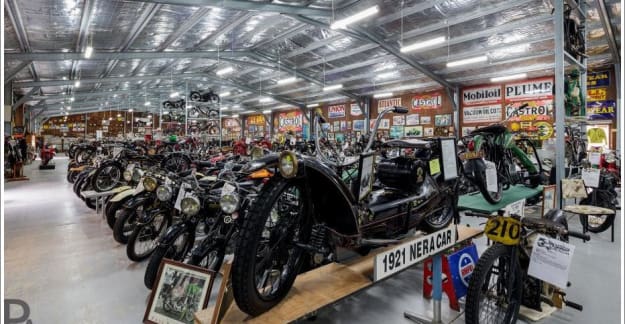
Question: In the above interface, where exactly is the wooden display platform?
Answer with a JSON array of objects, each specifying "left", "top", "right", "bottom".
[
  {"left": 194, "top": 226, "right": 483, "bottom": 324},
  {"left": 458, "top": 185, "right": 543, "bottom": 214}
]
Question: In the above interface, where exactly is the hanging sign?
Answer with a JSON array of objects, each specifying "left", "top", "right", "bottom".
[
  {"left": 278, "top": 111, "right": 303, "bottom": 132},
  {"left": 328, "top": 104, "right": 346, "bottom": 118},
  {"left": 462, "top": 85, "right": 502, "bottom": 106},
  {"left": 587, "top": 71, "right": 610, "bottom": 88},
  {"left": 505, "top": 78, "right": 553, "bottom": 101},
  {"left": 411, "top": 92, "right": 442, "bottom": 110},
  {"left": 528, "top": 234, "right": 575, "bottom": 289},
  {"left": 247, "top": 115, "right": 266, "bottom": 126},
  {"left": 587, "top": 88, "right": 608, "bottom": 101},
  {"left": 462, "top": 104, "right": 502, "bottom": 123},
  {"left": 350, "top": 103, "right": 363, "bottom": 116},
  {"left": 587, "top": 100, "right": 616, "bottom": 120},
  {"left": 378, "top": 97, "right": 402, "bottom": 113}
]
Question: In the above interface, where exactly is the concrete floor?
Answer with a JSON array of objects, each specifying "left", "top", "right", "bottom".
[{"left": 4, "top": 157, "right": 622, "bottom": 323}]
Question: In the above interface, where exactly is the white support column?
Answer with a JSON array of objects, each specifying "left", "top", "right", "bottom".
[{"left": 554, "top": 0, "right": 566, "bottom": 208}]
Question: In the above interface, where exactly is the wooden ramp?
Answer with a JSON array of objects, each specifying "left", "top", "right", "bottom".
[{"left": 195, "top": 226, "right": 483, "bottom": 324}]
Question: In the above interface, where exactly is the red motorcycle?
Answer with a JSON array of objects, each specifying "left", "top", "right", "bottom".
[
  {"left": 39, "top": 144, "right": 56, "bottom": 169},
  {"left": 600, "top": 151, "right": 620, "bottom": 185}
]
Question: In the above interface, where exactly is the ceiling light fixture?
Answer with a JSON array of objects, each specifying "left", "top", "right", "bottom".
[
  {"left": 330, "top": 5, "right": 379, "bottom": 29},
  {"left": 446, "top": 56, "right": 488, "bottom": 67},
  {"left": 216, "top": 66, "right": 234, "bottom": 76},
  {"left": 66, "top": 106, "right": 72, "bottom": 110},
  {"left": 84, "top": 46, "right": 93, "bottom": 58},
  {"left": 232, "top": 114, "right": 239, "bottom": 118},
  {"left": 400, "top": 36, "right": 446, "bottom": 53},
  {"left": 373, "top": 92, "right": 394, "bottom": 98},
  {"left": 220, "top": 91, "right": 231, "bottom": 97},
  {"left": 170, "top": 91, "right": 179, "bottom": 98},
  {"left": 70, "top": 97, "right": 75, "bottom": 102},
  {"left": 376, "top": 71, "right": 397, "bottom": 79},
  {"left": 74, "top": 80, "right": 81, "bottom": 87},
  {"left": 490, "top": 73, "right": 527, "bottom": 83},
  {"left": 262, "top": 109, "right": 272, "bottom": 114},
  {"left": 323, "top": 84, "right": 343, "bottom": 92},
  {"left": 259, "top": 97, "right": 273, "bottom": 103},
  {"left": 277, "top": 77, "right": 298, "bottom": 85},
  {"left": 117, "top": 113, "right": 121, "bottom": 117},
  {"left": 128, "top": 109, "right": 133, "bottom": 112},
  {"left": 307, "top": 103, "right": 319, "bottom": 108},
  {"left": 144, "top": 102, "right": 150, "bottom": 106}
]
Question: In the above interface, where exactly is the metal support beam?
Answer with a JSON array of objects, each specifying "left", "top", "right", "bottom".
[
  {"left": 4, "top": 60, "right": 31, "bottom": 85},
  {"left": 159, "top": 8, "right": 212, "bottom": 50},
  {"left": 123, "top": 0, "right": 331, "bottom": 17},
  {"left": 195, "top": 12, "right": 256, "bottom": 48},
  {"left": 5, "top": 0, "right": 39, "bottom": 81},
  {"left": 71, "top": 0, "right": 98, "bottom": 82},
  {"left": 554, "top": 0, "right": 566, "bottom": 209},
  {"left": 14, "top": 73, "right": 210, "bottom": 88},
  {"left": 595, "top": 0, "right": 620, "bottom": 63},
  {"left": 252, "top": 24, "right": 308, "bottom": 49},
  {"left": 12, "top": 87, "right": 40, "bottom": 110},
  {"left": 5, "top": 50, "right": 251, "bottom": 61}
]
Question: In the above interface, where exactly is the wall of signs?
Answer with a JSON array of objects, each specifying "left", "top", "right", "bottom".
[
  {"left": 585, "top": 69, "right": 617, "bottom": 149},
  {"left": 41, "top": 111, "right": 153, "bottom": 138},
  {"left": 244, "top": 114, "right": 267, "bottom": 139}
]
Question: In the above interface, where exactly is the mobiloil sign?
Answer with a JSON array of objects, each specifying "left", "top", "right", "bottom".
[{"left": 462, "top": 85, "right": 502, "bottom": 106}]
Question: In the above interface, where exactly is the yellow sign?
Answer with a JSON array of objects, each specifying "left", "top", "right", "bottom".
[
  {"left": 485, "top": 216, "right": 522, "bottom": 245},
  {"left": 429, "top": 158, "right": 441, "bottom": 175},
  {"left": 587, "top": 88, "right": 607, "bottom": 101},
  {"left": 247, "top": 115, "right": 266, "bottom": 126}
]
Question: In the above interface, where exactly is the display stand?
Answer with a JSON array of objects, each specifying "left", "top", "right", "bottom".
[
  {"left": 194, "top": 226, "right": 483, "bottom": 324},
  {"left": 458, "top": 185, "right": 543, "bottom": 214},
  {"left": 6, "top": 161, "right": 29, "bottom": 182},
  {"left": 81, "top": 189, "right": 122, "bottom": 217}
]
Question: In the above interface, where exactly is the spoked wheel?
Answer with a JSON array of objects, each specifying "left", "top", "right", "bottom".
[
  {"left": 161, "top": 153, "right": 191, "bottom": 173},
  {"left": 465, "top": 244, "right": 523, "bottom": 324},
  {"left": 113, "top": 207, "right": 142, "bottom": 244},
  {"left": 127, "top": 212, "right": 171, "bottom": 262},
  {"left": 190, "top": 91, "right": 201, "bottom": 102},
  {"left": 144, "top": 229, "right": 195, "bottom": 289},
  {"left": 579, "top": 192, "right": 616, "bottom": 233},
  {"left": 421, "top": 193, "right": 455, "bottom": 233},
  {"left": 93, "top": 164, "right": 123, "bottom": 192},
  {"left": 232, "top": 177, "right": 311, "bottom": 316},
  {"left": 474, "top": 159, "right": 503, "bottom": 204}
]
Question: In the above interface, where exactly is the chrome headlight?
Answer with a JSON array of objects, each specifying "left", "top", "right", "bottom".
[
  {"left": 156, "top": 185, "right": 173, "bottom": 201},
  {"left": 132, "top": 168, "right": 143, "bottom": 182},
  {"left": 220, "top": 193, "right": 240, "bottom": 214},
  {"left": 278, "top": 151, "right": 298, "bottom": 178},
  {"left": 123, "top": 170, "right": 132, "bottom": 182},
  {"left": 181, "top": 196, "right": 201, "bottom": 215},
  {"left": 143, "top": 176, "right": 158, "bottom": 192}
]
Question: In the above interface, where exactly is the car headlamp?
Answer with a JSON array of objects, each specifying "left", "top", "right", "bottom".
[
  {"left": 156, "top": 185, "right": 173, "bottom": 201},
  {"left": 220, "top": 193, "right": 240, "bottom": 214},
  {"left": 181, "top": 196, "right": 201, "bottom": 215},
  {"left": 143, "top": 176, "right": 158, "bottom": 192},
  {"left": 278, "top": 151, "right": 298, "bottom": 178}
]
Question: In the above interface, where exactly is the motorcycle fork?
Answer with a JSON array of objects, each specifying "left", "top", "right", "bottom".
[{"left": 505, "top": 246, "right": 521, "bottom": 303}]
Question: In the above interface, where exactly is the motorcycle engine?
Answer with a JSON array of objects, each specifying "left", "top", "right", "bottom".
[{"left": 376, "top": 156, "right": 428, "bottom": 191}]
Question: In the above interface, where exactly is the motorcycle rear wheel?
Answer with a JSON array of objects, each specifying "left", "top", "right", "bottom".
[
  {"left": 579, "top": 192, "right": 616, "bottom": 233},
  {"left": 474, "top": 162, "right": 503, "bottom": 204},
  {"left": 113, "top": 208, "right": 139, "bottom": 244},
  {"left": 144, "top": 229, "right": 195, "bottom": 289},
  {"left": 127, "top": 212, "right": 170, "bottom": 262}
]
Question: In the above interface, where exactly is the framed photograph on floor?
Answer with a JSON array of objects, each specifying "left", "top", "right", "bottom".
[
  {"left": 541, "top": 185, "right": 556, "bottom": 217},
  {"left": 144, "top": 259, "right": 216, "bottom": 324}
]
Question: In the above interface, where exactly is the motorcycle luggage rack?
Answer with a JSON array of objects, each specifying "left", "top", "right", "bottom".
[{"left": 194, "top": 226, "right": 484, "bottom": 324}]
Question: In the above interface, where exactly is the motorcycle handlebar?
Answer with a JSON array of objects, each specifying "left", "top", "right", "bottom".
[
  {"left": 464, "top": 211, "right": 493, "bottom": 218},
  {"left": 566, "top": 230, "right": 591, "bottom": 241},
  {"left": 565, "top": 300, "right": 583, "bottom": 311},
  {"left": 393, "top": 106, "right": 409, "bottom": 114}
]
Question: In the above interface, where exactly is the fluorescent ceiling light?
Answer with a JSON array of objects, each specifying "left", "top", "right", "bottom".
[
  {"left": 108, "top": 117, "right": 112, "bottom": 121},
  {"left": 113, "top": 94, "right": 117, "bottom": 98},
  {"left": 74, "top": 80, "right": 81, "bottom": 87},
  {"left": 70, "top": 97, "right": 75, "bottom": 102},
  {"left": 400, "top": 36, "right": 446, "bottom": 53},
  {"left": 376, "top": 71, "right": 397, "bottom": 79},
  {"left": 446, "top": 56, "right": 488, "bottom": 67},
  {"left": 262, "top": 109, "right": 272, "bottom": 114},
  {"left": 84, "top": 46, "right": 93, "bottom": 58},
  {"left": 491, "top": 73, "right": 527, "bottom": 83},
  {"left": 330, "top": 5, "right": 379, "bottom": 29},
  {"left": 66, "top": 106, "right": 71, "bottom": 110},
  {"left": 323, "top": 84, "right": 343, "bottom": 92},
  {"left": 170, "top": 92, "right": 179, "bottom": 98},
  {"left": 128, "top": 109, "right": 133, "bottom": 112},
  {"left": 148, "top": 114, "right": 153, "bottom": 119},
  {"left": 277, "top": 77, "right": 298, "bottom": 85},
  {"left": 307, "top": 103, "right": 319, "bottom": 108},
  {"left": 117, "top": 113, "right": 121, "bottom": 117},
  {"left": 232, "top": 114, "right": 239, "bottom": 118},
  {"left": 220, "top": 91, "right": 231, "bottom": 97},
  {"left": 162, "top": 111, "right": 169, "bottom": 115},
  {"left": 221, "top": 106, "right": 228, "bottom": 110},
  {"left": 373, "top": 92, "right": 394, "bottom": 98},
  {"left": 144, "top": 102, "right": 150, "bottom": 106},
  {"left": 216, "top": 66, "right": 234, "bottom": 75},
  {"left": 259, "top": 97, "right": 273, "bottom": 103}
]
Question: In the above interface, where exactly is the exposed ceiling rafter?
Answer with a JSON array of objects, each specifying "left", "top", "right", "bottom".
[{"left": 124, "top": 0, "right": 331, "bottom": 17}]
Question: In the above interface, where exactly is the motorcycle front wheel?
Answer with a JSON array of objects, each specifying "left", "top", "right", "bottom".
[
  {"left": 113, "top": 207, "right": 141, "bottom": 244},
  {"left": 92, "top": 163, "right": 123, "bottom": 192},
  {"left": 473, "top": 159, "right": 503, "bottom": 204},
  {"left": 421, "top": 193, "right": 455, "bottom": 233},
  {"left": 144, "top": 228, "right": 195, "bottom": 289},
  {"left": 465, "top": 244, "right": 523, "bottom": 324},
  {"left": 127, "top": 212, "right": 171, "bottom": 262},
  {"left": 231, "top": 177, "right": 311, "bottom": 316}
]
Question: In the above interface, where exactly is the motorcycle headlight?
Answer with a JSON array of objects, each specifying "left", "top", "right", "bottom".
[
  {"left": 132, "top": 169, "right": 143, "bottom": 182},
  {"left": 143, "top": 176, "right": 158, "bottom": 192},
  {"left": 123, "top": 170, "right": 132, "bottom": 182},
  {"left": 220, "top": 193, "right": 240, "bottom": 214},
  {"left": 181, "top": 196, "right": 201, "bottom": 215},
  {"left": 156, "top": 185, "right": 173, "bottom": 201},
  {"left": 278, "top": 151, "right": 298, "bottom": 178}
]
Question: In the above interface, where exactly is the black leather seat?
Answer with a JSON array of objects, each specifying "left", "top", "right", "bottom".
[{"left": 470, "top": 124, "right": 507, "bottom": 135}]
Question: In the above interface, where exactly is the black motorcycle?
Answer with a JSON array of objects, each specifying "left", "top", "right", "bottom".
[{"left": 189, "top": 89, "right": 220, "bottom": 103}]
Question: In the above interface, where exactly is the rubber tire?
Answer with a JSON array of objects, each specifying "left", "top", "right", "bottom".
[
  {"left": 127, "top": 214, "right": 171, "bottom": 262},
  {"left": 579, "top": 193, "right": 616, "bottom": 233},
  {"left": 420, "top": 194, "right": 455, "bottom": 233},
  {"left": 105, "top": 197, "right": 131, "bottom": 230},
  {"left": 465, "top": 244, "right": 523, "bottom": 324},
  {"left": 85, "top": 197, "right": 96, "bottom": 210},
  {"left": 144, "top": 230, "right": 194, "bottom": 289},
  {"left": 231, "top": 177, "right": 311, "bottom": 316},
  {"left": 113, "top": 208, "right": 137, "bottom": 244},
  {"left": 189, "top": 240, "right": 226, "bottom": 272},
  {"left": 92, "top": 163, "right": 123, "bottom": 192},
  {"left": 474, "top": 163, "right": 503, "bottom": 204}
]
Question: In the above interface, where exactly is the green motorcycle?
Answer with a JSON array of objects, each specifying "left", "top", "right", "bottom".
[{"left": 461, "top": 103, "right": 545, "bottom": 204}]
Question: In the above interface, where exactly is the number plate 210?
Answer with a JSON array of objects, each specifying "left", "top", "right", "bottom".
[{"left": 485, "top": 216, "right": 521, "bottom": 245}]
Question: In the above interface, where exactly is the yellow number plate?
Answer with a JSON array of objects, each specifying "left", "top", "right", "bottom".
[
  {"left": 461, "top": 151, "right": 484, "bottom": 160},
  {"left": 485, "top": 216, "right": 522, "bottom": 245}
]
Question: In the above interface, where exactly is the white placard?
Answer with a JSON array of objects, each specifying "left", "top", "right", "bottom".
[
  {"left": 174, "top": 183, "right": 193, "bottom": 211},
  {"left": 588, "top": 152, "right": 601, "bottom": 165},
  {"left": 504, "top": 199, "right": 526, "bottom": 217},
  {"left": 462, "top": 105, "right": 503, "bottom": 123},
  {"left": 221, "top": 182, "right": 236, "bottom": 197},
  {"left": 527, "top": 234, "right": 575, "bottom": 289},
  {"left": 484, "top": 160, "right": 498, "bottom": 192},
  {"left": 581, "top": 168, "right": 601, "bottom": 188},
  {"left": 374, "top": 227, "right": 457, "bottom": 281},
  {"left": 440, "top": 138, "right": 458, "bottom": 180}
]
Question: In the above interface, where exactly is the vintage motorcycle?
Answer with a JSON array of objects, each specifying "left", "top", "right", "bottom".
[{"left": 230, "top": 106, "right": 459, "bottom": 315}]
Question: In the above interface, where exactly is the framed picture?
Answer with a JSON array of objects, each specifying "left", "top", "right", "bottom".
[
  {"left": 393, "top": 115, "right": 405, "bottom": 126},
  {"left": 404, "top": 125, "right": 423, "bottom": 137},
  {"left": 541, "top": 185, "right": 556, "bottom": 217},
  {"left": 435, "top": 114, "right": 452, "bottom": 126},
  {"left": 424, "top": 127, "right": 434, "bottom": 137},
  {"left": 355, "top": 152, "right": 376, "bottom": 201},
  {"left": 420, "top": 116, "right": 431, "bottom": 125},
  {"left": 144, "top": 259, "right": 216, "bottom": 324},
  {"left": 406, "top": 114, "right": 420, "bottom": 126}
]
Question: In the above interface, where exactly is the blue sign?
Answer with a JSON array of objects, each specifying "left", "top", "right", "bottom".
[
  {"left": 447, "top": 244, "right": 479, "bottom": 298},
  {"left": 587, "top": 100, "right": 616, "bottom": 120},
  {"left": 587, "top": 71, "right": 610, "bottom": 88}
]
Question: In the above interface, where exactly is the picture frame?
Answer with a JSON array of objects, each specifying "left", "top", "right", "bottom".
[
  {"left": 404, "top": 125, "right": 423, "bottom": 137},
  {"left": 354, "top": 152, "right": 376, "bottom": 201},
  {"left": 435, "top": 114, "right": 452, "bottom": 126},
  {"left": 541, "top": 185, "right": 556, "bottom": 217},
  {"left": 144, "top": 259, "right": 216, "bottom": 324},
  {"left": 420, "top": 116, "right": 431, "bottom": 125}
]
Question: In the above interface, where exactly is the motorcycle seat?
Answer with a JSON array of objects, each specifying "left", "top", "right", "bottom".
[
  {"left": 522, "top": 216, "right": 566, "bottom": 231},
  {"left": 470, "top": 124, "right": 507, "bottom": 135},
  {"left": 384, "top": 138, "right": 431, "bottom": 148},
  {"left": 193, "top": 160, "right": 214, "bottom": 168}
]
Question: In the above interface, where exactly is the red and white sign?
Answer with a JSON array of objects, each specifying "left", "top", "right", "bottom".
[
  {"left": 504, "top": 78, "right": 554, "bottom": 101},
  {"left": 350, "top": 103, "right": 363, "bottom": 116},
  {"left": 462, "top": 85, "right": 502, "bottom": 106},
  {"left": 462, "top": 104, "right": 502, "bottom": 123},
  {"left": 328, "top": 104, "right": 346, "bottom": 118},
  {"left": 378, "top": 97, "right": 402, "bottom": 113},
  {"left": 412, "top": 92, "right": 442, "bottom": 110},
  {"left": 278, "top": 111, "right": 303, "bottom": 132}
]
